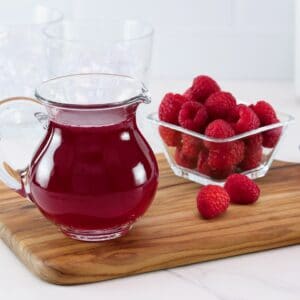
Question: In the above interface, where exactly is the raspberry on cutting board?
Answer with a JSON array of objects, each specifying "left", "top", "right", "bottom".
[
  {"left": 197, "top": 185, "right": 230, "bottom": 219},
  {"left": 225, "top": 174, "right": 260, "bottom": 204}
]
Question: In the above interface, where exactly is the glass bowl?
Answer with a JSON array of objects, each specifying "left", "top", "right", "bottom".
[{"left": 147, "top": 109, "right": 294, "bottom": 186}]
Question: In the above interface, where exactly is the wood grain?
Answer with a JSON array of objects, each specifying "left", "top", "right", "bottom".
[{"left": 0, "top": 154, "right": 300, "bottom": 285}]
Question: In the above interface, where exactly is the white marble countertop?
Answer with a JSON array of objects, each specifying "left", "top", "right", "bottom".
[{"left": 0, "top": 80, "right": 300, "bottom": 300}]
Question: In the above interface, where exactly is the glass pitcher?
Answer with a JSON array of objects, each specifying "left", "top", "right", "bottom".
[{"left": 0, "top": 73, "right": 159, "bottom": 241}]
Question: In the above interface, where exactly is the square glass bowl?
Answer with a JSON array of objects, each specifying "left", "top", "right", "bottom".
[{"left": 147, "top": 110, "right": 294, "bottom": 186}]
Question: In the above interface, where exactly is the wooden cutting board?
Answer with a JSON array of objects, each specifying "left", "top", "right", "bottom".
[{"left": 0, "top": 154, "right": 300, "bottom": 285}]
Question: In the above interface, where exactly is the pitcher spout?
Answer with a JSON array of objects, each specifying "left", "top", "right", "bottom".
[{"left": 139, "top": 85, "right": 151, "bottom": 104}]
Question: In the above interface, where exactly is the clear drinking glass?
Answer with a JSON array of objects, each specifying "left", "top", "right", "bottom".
[
  {"left": 0, "top": 4, "right": 63, "bottom": 99},
  {"left": 44, "top": 19, "right": 154, "bottom": 82}
]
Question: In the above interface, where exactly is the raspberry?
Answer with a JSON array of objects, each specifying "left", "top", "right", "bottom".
[
  {"left": 183, "top": 87, "right": 194, "bottom": 101},
  {"left": 206, "top": 143, "right": 244, "bottom": 179},
  {"left": 250, "top": 100, "right": 278, "bottom": 125},
  {"left": 205, "top": 91, "right": 237, "bottom": 120},
  {"left": 236, "top": 105, "right": 260, "bottom": 132},
  {"left": 198, "top": 151, "right": 234, "bottom": 179},
  {"left": 189, "top": 75, "right": 221, "bottom": 103},
  {"left": 197, "top": 150, "right": 211, "bottom": 176},
  {"left": 239, "top": 146, "right": 263, "bottom": 171},
  {"left": 159, "top": 126, "right": 181, "bottom": 147},
  {"left": 205, "top": 119, "right": 235, "bottom": 140},
  {"left": 227, "top": 105, "right": 240, "bottom": 123},
  {"left": 207, "top": 150, "right": 235, "bottom": 174},
  {"left": 233, "top": 104, "right": 260, "bottom": 134},
  {"left": 174, "top": 146, "right": 197, "bottom": 169},
  {"left": 204, "top": 119, "right": 235, "bottom": 150},
  {"left": 197, "top": 141, "right": 244, "bottom": 179},
  {"left": 212, "top": 168, "right": 235, "bottom": 179},
  {"left": 244, "top": 134, "right": 263, "bottom": 150},
  {"left": 159, "top": 93, "right": 187, "bottom": 124},
  {"left": 231, "top": 140, "right": 245, "bottom": 165},
  {"left": 225, "top": 174, "right": 260, "bottom": 204},
  {"left": 204, "top": 141, "right": 244, "bottom": 179},
  {"left": 249, "top": 101, "right": 281, "bottom": 148},
  {"left": 250, "top": 101, "right": 281, "bottom": 148},
  {"left": 197, "top": 185, "right": 230, "bottom": 219},
  {"left": 263, "top": 127, "right": 282, "bottom": 148},
  {"left": 239, "top": 135, "right": 262, "bottom": 170},
  {"left": 178, "top": 101, "right": 208, "bottom": 132},
  {"left": 181, "top": 134, "right": 203, "bottom": 159}
]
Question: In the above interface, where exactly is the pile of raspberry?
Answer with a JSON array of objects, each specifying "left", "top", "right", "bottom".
[
  {"left": 159, "top": 75, "right": 282, "bottom": 179},
  {"left": 197, "top": 174, "right": 260, "bottom": 219}
]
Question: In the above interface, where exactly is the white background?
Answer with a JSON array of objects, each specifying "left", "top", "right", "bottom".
[
  {"left": 0, "top": 1, "right": 300, "bottom": 299},
  {"left": 47, "top": 0, "right": 294, "bottom": 80},
  {"left": 2, "top": 0, "right": 295, "bottom": 80}
]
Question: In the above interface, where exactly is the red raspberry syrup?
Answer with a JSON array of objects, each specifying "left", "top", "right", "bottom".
[{"left": 28, "top": 118, "right": 158, "bottom": 234}]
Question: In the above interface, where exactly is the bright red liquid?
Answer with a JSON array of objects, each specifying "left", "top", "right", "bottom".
[{"left": 29, "top": 117, "right": 158, "bottom": 231}]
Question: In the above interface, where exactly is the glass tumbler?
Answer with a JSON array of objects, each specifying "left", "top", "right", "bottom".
[
  {"left": 44, "top": 19, "right": 154, "bottom": 82},
  {"left": 0, "top": 4, "right": 63, "bottom": 99}
]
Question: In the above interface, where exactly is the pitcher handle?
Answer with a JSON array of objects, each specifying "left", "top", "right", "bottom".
[{"left": 0, "top": 97, "right": 48, "bottom": 197}]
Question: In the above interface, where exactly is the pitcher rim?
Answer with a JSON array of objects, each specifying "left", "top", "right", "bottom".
[{"left": 35, "top": 73, "right": 150, "bottom": 110}]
